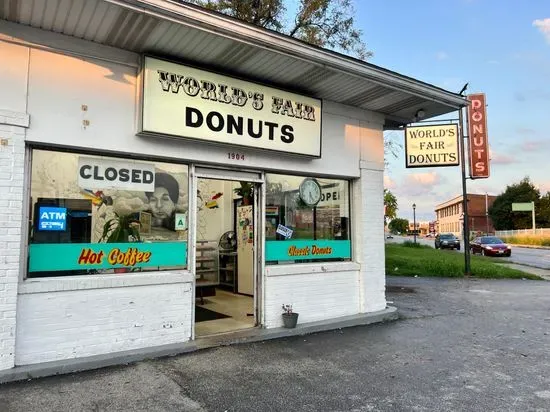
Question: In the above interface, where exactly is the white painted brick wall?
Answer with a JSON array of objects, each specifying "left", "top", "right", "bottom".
[
  {"left": 264, "top": 264, "right": 361, "bottom": 328},
  {"left": 357, "top": 167, "right": 387, "bottom": 312},
  {"left": 15, "top": 282, "right": 193, "bottom": 365},
  {"left": 0, "top": 114, "right": 26, "bottom": 371}
]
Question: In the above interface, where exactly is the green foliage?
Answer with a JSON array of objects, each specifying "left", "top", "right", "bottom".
[
  {"left": 537, "top": 192, "right": 550, "bottom": 227},
  {"left": 184, "top": 0, "right": 371, "bottom": 59},
  {"left": 500, "top": 235, "right": 550, "bottom": 247},
  {"left": 384, "top": 189, "right": 398, "bottom": 222},
  {"left": 100, "top": 213, "right": 141, "bottom": 243},
  {"left": 488, "top": 177, "right": 540, "bottom": 230},
  {"left": 388, "top": 218, "right": 409, "bottom": 235},
  {"left": 385, "top": 244, "right": 541, "bottom": 280},
  {"left": 402, "top": 240, "right": 431, "bottom": 249},
  {"left": 234, "top": 181, "right": 254, "bottom": 204}
]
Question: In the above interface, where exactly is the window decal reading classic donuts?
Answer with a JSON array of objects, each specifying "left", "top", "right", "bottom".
[{"left": 265, "top": 240, "right": 350, "bottom": 261}]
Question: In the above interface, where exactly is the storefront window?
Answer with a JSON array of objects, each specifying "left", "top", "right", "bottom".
[
  {"left": 265, "top": 173, "right": 351, "bottom": 264},
  {"left": 27, "top": 149, "right": 189, "bottom": 277}
]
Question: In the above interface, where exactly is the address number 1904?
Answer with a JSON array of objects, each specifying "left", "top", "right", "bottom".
[{"left": 227, "top": 152, "right": 245, "bottom": 161}]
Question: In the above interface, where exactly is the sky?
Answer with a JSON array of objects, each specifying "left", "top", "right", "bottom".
[{"left": 353, "top": 0, "right": 550, "bottom": 222}]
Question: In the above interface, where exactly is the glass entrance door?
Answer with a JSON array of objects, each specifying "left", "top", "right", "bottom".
[{"left": 192, "top": 168, "right": 263, "bottom": 337}]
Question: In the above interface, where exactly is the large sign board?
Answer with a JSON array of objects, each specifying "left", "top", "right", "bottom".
[
  {"left": 512, "top": 202, "right": 534, "bottom": 211},
  {"left": 467, "top": 93, "right": 490, "bottom": 179},
  {"left": 140, "top": 56, "right": 322, "bottom": 157},
  {"left": 404, "top": 124, "right": 459, "bottom": 168}
]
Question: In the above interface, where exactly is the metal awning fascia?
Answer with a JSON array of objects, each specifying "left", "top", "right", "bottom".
[{"left": 105, "top": 0, "right": 467, "bottom": 110}]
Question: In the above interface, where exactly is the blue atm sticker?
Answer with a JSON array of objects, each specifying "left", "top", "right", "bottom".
[{"left": 38, "top": 207, "right": 67, "bottom": 231}]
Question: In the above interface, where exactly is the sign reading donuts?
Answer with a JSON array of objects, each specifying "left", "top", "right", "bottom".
[
  {"left": 140, "top": 56, "right": 322, "bottom": 157},
  {"left": 467, "top": 93, "right": 490, "bottom": 179}
]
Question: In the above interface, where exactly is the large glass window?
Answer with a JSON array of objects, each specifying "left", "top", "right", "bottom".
[
  {"left": 265, "top": 173, "right": 351, "bottom": 264},
  {"left": 27, "top": 149, "right": 189, "bottom": 277}
]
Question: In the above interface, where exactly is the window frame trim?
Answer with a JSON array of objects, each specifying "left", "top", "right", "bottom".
[
  {"left": 264, "top": 172, "right": 353, "bottom": 265},
  {"left": 24, "top": 145, "right": 191, "bottom": 280}
]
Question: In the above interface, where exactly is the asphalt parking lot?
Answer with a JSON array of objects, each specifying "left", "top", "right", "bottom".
[{"left": 1, "top": 275, "right": 549, "bottom": 412}]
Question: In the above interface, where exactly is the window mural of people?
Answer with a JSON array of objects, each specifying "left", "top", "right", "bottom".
[{"left": 146, "top": 172, "right": 180, "bottom": 230}]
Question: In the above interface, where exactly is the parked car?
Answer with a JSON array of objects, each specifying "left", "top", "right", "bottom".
[
  {"left": 435, "top": 233, "right": 460, "bottom": 250},
  {"left": 470, "top": 236, "right": 511, "bottom": 257}
]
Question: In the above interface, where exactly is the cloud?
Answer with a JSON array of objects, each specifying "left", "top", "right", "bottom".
[
  {"left": 406, "top": 172, "right": 441, "bottom": 186},
  {"left": 539, "top": 181, "right": 550, "bottom": 193},
  {"left": 487, "top": 60, "right": 499, "bottom": 65},
  {"left": 514, "top": 89, "right": 550, "bottom": 102},
  {"left": 520, "top": 139, "right": 546, "bottom": 152},
  {"left": 384, "top": 175, "right": 397, "bottom": 190},
  {"left": 436, "top": 51, "right": 449, "bottom": 60},
  {"left": 401, "top": 172, "right": 444, "bottom": 196},
  {"left": 515, "top": 127, "right": 536, "bottom": 135},
  {"left": 533, "top": 18, "right": 550, "bottom": 44},
  {"left": 489, "top": 149, "right": 515, "bottom": 165}
]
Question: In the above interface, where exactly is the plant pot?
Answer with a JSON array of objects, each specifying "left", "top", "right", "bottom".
[{"left": 282, "top": 312, "right": 299, "bottom": 328}]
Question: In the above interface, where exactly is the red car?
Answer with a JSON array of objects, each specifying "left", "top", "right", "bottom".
[{"left": 470, "top": 236, "right": 511, "bottom": 257}]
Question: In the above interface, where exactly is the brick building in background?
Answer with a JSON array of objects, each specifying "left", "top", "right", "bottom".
[{"left": 435, "top": 194, "right": 497, "bottom": 236}]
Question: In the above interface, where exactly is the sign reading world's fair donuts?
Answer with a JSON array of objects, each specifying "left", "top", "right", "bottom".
[
  {"left": 404, "top": 124, "right": 459, "bottom": 168},
  {"left": 139, "top": 56, "right": 322, "bottom": 157}
]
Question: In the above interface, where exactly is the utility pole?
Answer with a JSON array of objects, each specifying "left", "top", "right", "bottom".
[
  {"left": 459, "top": 107, "right": 471, "bottom": 276},
  {"left": 485, "top": 192, "right": 489, "bottom": 235}
]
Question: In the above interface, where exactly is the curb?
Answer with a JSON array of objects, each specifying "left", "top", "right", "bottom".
[
  {"left": 0, "top": 307, "right": 398, "bottom": 385},
  {"left": 504, "top": 260, "right": 550, "bottom": 272},
  {"left": 511, "top": 244, "right": 550, "bottom": 250}
]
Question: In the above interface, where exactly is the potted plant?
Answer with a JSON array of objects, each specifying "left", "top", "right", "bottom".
[
  {"left": 234, "top": 181, "right": 254, "bottom": 205},
  {"left": 100, "top": 213, "right": 141, "bottom": 273},
  {"left": 282, "top": 304, "right": 299, "bottom": 328}
]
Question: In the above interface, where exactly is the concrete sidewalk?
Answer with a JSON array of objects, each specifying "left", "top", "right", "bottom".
[
  {"left": 502, "top": 262, "right": 550, "bottom": 280},
  {"left": 1, "top": 276, "right": 549, "bottom": 411},
  {"left": 0, "top": 308, "right": 397, "bottom": 385}
]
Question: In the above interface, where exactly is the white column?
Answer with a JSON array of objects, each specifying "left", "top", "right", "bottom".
[
  {"left": 354, "top": 120, "right": 386, "bottom": 313},
  {"left": 0, "top": 110, "right": 28, "bottom": 370},
  {"left": 355, "top": 165, "right": 386, "bottom": 312}
]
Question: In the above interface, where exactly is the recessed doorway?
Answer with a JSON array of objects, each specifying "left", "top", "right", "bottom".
[{"left": 193, "top": 172, "right": 261, "bottom": 337}]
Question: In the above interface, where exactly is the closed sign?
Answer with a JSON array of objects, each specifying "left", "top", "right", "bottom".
[{"left": 78, "top": 157, "right": 155, "bottom": 191}]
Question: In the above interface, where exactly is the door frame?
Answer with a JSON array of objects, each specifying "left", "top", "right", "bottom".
[{"left": 190, "top": 165, "right": 265, "bottom": 339}]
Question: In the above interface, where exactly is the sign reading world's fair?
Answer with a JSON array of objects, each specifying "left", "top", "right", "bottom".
[{"left": 139, "top": 56, "right": 322, "bottom": 157}]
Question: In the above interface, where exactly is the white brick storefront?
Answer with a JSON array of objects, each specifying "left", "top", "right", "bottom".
[{"left": 0, "top": 109, "right": 28, "bottom": 370}]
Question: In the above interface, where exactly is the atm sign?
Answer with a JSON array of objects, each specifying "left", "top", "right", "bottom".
[{"left": 38, "top": 207, "right": 67, "bottom": 231}]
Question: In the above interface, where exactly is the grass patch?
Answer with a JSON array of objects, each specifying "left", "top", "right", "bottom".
[
  {"left": 385, "top": 243, "right": 542, "bottom": 280},
  {"left": 500, "top": 235, "right": 550, "bottom": 247}
]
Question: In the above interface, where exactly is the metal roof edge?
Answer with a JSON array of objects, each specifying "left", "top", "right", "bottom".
[{"left": 105, "top": 0, "right": 468, "bottom": 109}]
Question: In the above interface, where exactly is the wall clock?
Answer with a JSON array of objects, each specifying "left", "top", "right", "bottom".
[{"left": 299, "top": 178, "right": 322, "bottom": 207}]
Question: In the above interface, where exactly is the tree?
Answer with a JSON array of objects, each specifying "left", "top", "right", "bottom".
[
  {"left": 384, "top": 189, "right": 398, "bottom": 226},
  {"left": 184, "top": 0, "right": 371, "bottom": 60},
  {"left": 388, "top": 218, "right": 408, "bottom": 235},
  {"left": 488, "top": 177, "right": 540, "bottom": 230},
  {"left": 536, "top": 192, "right": 550, "bottom": 228}
]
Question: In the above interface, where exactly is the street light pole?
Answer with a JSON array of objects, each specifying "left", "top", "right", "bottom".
[
  {"left": 459, "top": 107, "right": 471, "bottom": 276},
  {"left": 413, "top": 203, "right": 417, "bottom": 244}
]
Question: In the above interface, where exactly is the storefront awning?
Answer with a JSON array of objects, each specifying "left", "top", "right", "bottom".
[{"left": 0, "top": 0, "right": 467, "bottom": 127}]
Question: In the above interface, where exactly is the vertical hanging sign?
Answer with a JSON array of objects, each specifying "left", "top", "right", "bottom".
[{"left": 467, "top": 93, "right": 490, "bottom": 179}]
